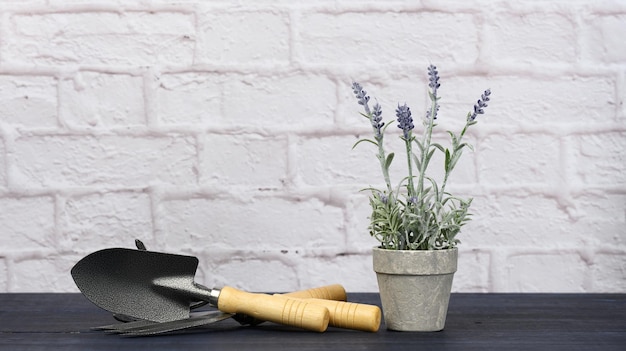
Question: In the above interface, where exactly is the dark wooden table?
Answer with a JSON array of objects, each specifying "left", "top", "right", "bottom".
[{"left": 1, "top": 293, "right": 624, "bottom": 350}]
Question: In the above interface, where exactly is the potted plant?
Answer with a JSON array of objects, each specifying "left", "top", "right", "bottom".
[{"left": 351, "top": 65, "right": 491, "bottom": 331}]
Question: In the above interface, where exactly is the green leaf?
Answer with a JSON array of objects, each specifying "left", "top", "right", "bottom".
[
  {"left": 385, "top": 152, "right": 395, "bottom": 170},
  {"left": 431, "top": 143, "right": 445, "bottom": 153},
  {"left": 359, "top": 187, "right": 384, "bottom": 193},
  {"left": 444, "top": 149, "right": 451, "bottom": 172},
  {"left": 413, "top": 153, "right": 421, "bottom": 172},
  {"left": 426, "top": 148, "right": 436, "bottom": 161},
  {"left": 413, "top": 138, "right": 424, "bottom": 153},
  {"left": 447, "top": 131, "right": 459, "bottom": 147},
  {"left": 449, "top": 153, "right": 461, "bottom": 171},
  {"left": 457, "top": 142, "right": 474, "bottom": 152},
  {"left": 359, "top": 112, "right": 371, "bottom": 119},
  {"left": 425, "top": 176, "right": 439, "bottom": 202},
  {"left": 422, "top": 148, "right": 436, "bottom": 170},
  {"left": 352, "top": 138, "right": 378, "bottom": 149}
]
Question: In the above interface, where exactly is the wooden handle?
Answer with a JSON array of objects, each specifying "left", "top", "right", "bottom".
[
  {"left": 274, "top": 296, "right": 381, "bottom": 332},
  {"left": 217, "top": 286, "right": 329, "bottom": 332},
  {"left": 283, "top": 284, "right": 347, "bottom": 301},
  {"left": 303, "top": 298, "right": 381, "bottom": 332}
]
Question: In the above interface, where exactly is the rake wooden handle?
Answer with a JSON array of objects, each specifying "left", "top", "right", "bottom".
[
  {"left": 272, "top": 295, "right": 381, "bottom": 332},
  {"left": 283, "top": 284, "right": 347, "bottom": 301},
  {"left": 217, "top": 286, "right": 330, "bottom": 332},
  {"left": 301, "top": 298, "right": 381, "bottom": 332}
]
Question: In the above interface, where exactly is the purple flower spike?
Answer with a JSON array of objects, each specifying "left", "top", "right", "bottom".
[
  {"left": 469, "top": 89, "right": 491, "bottom": 121},
  {"left": 427, "top": 65, "right": 441, "bottom": 94},
  {"left": 396, "top": 103, "right": 414, "bottom": 139},
  {"left": 352, "top": 82, "right": 371, "bottom": 114}
]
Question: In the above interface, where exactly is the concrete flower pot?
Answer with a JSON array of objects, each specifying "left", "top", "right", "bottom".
[{"left": 372, "top": 247, "right": 457, "bottom": 331}]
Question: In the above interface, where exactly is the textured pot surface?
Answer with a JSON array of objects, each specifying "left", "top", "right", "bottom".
[{"left": 373, "top": 247, "right": 457, "bottom": 332}]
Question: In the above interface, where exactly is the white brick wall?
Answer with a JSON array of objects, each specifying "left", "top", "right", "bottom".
[{"left": 0, "top": 0, "right": 624, "bottom": 293}]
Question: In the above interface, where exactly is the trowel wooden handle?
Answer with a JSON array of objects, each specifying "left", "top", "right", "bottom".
[
  {"left": 300, "top": 298, "right": 381, "bottom": 332},
  {"left": 217, "top": 286, "right": 330, "bottom": 332},
  {"left": 283, "top": 284, "right": 347, "bottom": 301}
]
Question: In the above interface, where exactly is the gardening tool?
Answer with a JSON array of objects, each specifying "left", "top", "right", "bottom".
[
  {"left": 71, "top": 248, "right": 330, "bottom": 332},
  {"left": 96, "top": 311, "right": 234, "bottom": 336},
  {"left": 95, "top": 284, "right": 380, "bottom": 335},
  {"left": 83, "top": 241, "right": 380, "bottom": 335}
]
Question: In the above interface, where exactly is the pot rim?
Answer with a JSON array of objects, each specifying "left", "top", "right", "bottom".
[{"left": 372, "top": 246, "right": 458, "bottom": 275}]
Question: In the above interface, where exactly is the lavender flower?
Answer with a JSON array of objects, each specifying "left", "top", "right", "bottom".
[
  {"left": 353, "top": 82, "right": 385, "bottom": 137},
  {"left": 427, "top": 65, "right": 441, "bottom": 121},
  {"left": 469, "top": 89, "right": 491, "bottom": 121},
  {"left": 425, "top": 104, "right": 439, "bottom": 120},
  {"left": 427, "top": 65, "right": 440, "bottom": 95},
  {"left": 371, "top": 102, "right": 384, "bottom": 137},
  {"left": 352, "top": 82, "right": 371, "bottom": 114},
  {"left": 396, "top": 103, "right": 414, "bottom": 139},
  {"left": 380, "top": 193, "right": 388, "bottom": 205}
]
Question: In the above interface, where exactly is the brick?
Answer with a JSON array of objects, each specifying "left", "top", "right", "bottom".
[
  {"left": 12, "top": 135, "right": 197, "bottom": 187},
  {"left": 11, "top": 254, "right": 79, "bottom": 292},
  {"left": 59, "top": 72, "right": 145, "bottom": 128},
  {"left": 569, "top": 194, "right": 626, "bottom": 247},
  {"left": 196, "top": 10, "right": 290, "bottom": 63},
  {"left": 617, "top": 71, "right": 626, "bottom": 120},
  {"left": 592, "top": 252, "right": 626, "bottom": 292},
  {"left": 478, "top": 133, "right": 560, "bottom": 186},
  {"left": 199, "top": 134, "right": 288, "bottom": 188},
  {"left": 297, "top": 135, "right": 383, "bottom": 187},
  {"left": 454, "top": 249, "right": 491, "bottom": 292},
  {"left": 569, "top": 132, "right": 626, "bottom": 185},
  {"left": 0, "top": 258, "right": 6, "bottom": 292},
  {"left": 222, "top": 74, "right": 336, "bottom": 128},
  {"left": 58, "top": 192, "right": 152, "bottom": 251},
  {"left": 443, "top": 75, "right": 617, "bottom": 125},
  {"left": 486, "top": 12, "right": 576, "bottom": 63},
  {"left": 466, "top": 194, "right": 584, "bottom": 248},
  {"left": 582, "top": 14, "right": 626, "bottom": 63},
  {"left": 0, "top": 75, "right": 58, "bottom": 128},
  {"left": 4, "top": 12, "right": 195, "bottom": 65},
  {"left": 297, "top": 11, "right": 478, "bottom": 64},
  {"left": 203, "top": 257, "right": 299, "bottom": 292},
  {"left": 303, "top": 253, "right": 378, "bottom": 292},
  {"left": 505, "top": 252, "right": 588, "bottom": 292},
  {"left": 345, "top": 193, "right": 381, "bottom": 252},
  {"left": 155, "top": 72, "right": 223, "bottom": 125},
  {"left": 158, "top": 197, "right": 344, "bottom": 250},
  {"left": 0, "top": 138, "right": 6, "bottom": 189},
  {"left": 0, "top": 197, "right": 55, "bottom": 250}
]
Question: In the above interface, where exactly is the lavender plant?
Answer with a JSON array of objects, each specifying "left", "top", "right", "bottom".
[{"left": 352, "top": 65, "right": 491, "bottom": 250}]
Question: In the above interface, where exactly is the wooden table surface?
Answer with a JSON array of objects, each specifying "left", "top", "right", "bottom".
[{"left": 1, "top": 293, "right": 624, "bottom": 350}]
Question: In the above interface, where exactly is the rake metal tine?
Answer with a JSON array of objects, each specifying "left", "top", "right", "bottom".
[
  {"left": 117, "top": 312, "right": 233, "bottom": 336},
  {"left": 93, "top": 319, "right": 157, "bottom": 331}
]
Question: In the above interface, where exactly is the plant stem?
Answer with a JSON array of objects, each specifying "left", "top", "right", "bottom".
[
  {"left": 439, "top": 121, "right": 470, "bottom": 199},
  {"left": 404, "top": 137, "right": 415, "bottom": 198},
  {"left": 374, "top": 135, "right": 394, "bottom": 197},
  {"left": 416, "top": 96, "right": 437, "bottom": 205}
]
